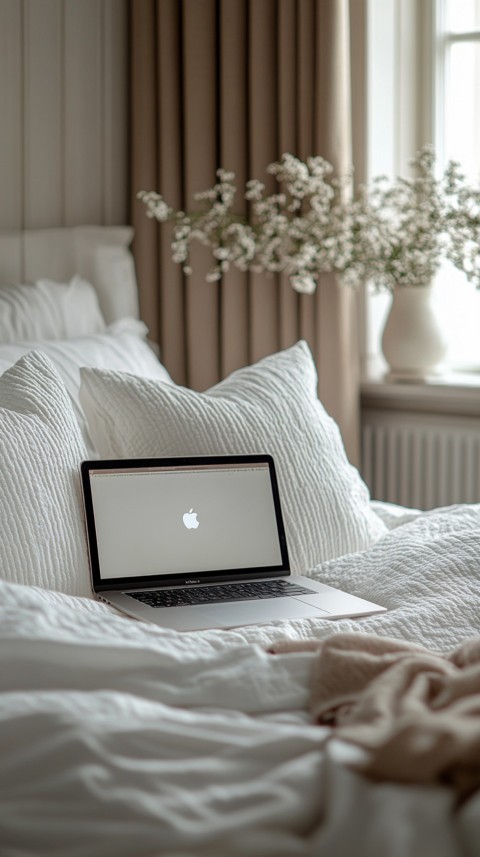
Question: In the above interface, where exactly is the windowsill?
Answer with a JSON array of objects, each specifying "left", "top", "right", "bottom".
[{"left": 361, "top": 356, "right": 480, "bottom": 417}]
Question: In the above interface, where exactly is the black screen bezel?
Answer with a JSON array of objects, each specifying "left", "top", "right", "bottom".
[{"left": 80, "top": 454, "right": 290, "bottom": 593}]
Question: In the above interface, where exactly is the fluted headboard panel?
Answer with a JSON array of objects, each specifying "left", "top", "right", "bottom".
[
  {"left": 0, "top": 0, "right": 128, "bottom": 230},
  {"left": 0, "top": 227, "right": 139, "bottom": 324}
]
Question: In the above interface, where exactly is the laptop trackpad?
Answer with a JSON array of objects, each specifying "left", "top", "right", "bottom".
[
  {"left": 203, "top": 597, "right": 330, "bottom": 629},
  {"left": 294, "top": 591, "right": 385, "bottom": 617}
]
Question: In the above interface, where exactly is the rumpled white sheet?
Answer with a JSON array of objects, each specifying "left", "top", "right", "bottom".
[{"left": 1, "top": 503, "right": 480, "bottom": 857}]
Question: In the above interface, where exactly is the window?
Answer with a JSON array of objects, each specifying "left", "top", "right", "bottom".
[
  {"left": 438, "top": 0, "right": 480, "bottom": 177},
  {"left": 365, "top": 0, "right": 480, "bottom": 372}
]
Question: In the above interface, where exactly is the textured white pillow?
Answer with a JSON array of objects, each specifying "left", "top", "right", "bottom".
[
  {"left": 80, "top": 341, "right": 386, "bottom": 572},
  {"left": 0, "top": 352, "right": 91, "bottom": 597},
  {"left": 0, "top": 318, "right": 172, "bottom": 456},
  {"left": 0, "top": 276, "right": 106, "bottom": 343}
]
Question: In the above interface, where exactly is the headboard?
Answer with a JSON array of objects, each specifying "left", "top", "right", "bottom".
[{"left": 0, "top": 226, "right": 139, "bottom": 325}]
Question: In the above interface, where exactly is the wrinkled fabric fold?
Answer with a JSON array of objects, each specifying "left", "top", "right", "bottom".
[{"left": 269, "top": 633, "right": 480, "bottom": 799}]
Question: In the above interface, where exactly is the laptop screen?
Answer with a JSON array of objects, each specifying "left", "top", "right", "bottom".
[{"left": 81, "top": 455, "right": 290, "bottom": 591}]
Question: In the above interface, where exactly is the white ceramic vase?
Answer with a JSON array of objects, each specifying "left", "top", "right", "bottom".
[{"left": 381, "top": 285, "right": 447, "bottom": 380}]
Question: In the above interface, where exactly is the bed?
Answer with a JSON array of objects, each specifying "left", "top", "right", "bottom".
[{"left": 1, "top": 228, "right": 479, "bottom": 857}]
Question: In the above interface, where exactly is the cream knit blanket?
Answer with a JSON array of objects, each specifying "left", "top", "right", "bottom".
[{"left": 269, "top": 633, "right": 480, "bottom": 800}]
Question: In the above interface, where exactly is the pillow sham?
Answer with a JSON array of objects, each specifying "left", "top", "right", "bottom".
[
  {"left": 0, "top": 276, "right": 106, "bottom": 343},
  {"left": 0, "top": 318, "right": 172, "bottom": 457},
  {"left": 80, "top": 340, "right": 387, "bottom": 572},
  {"left": 0, "top": 351, "right": 91, "bottom": 597}
]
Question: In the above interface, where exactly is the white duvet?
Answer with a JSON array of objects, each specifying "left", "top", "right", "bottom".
[{"left": 2, "top": 503, "right": 480, "bottom": 857}]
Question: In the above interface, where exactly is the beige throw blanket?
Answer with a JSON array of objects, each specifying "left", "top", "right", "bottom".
[{"left": 269, "top": 634, "right": 480, "bottom": 800}]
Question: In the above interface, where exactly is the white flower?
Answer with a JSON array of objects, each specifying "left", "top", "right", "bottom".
[
  {"left": 245, "top": 180, "right": 265, "bottom": 201},
  {"left": 290, "top": 274, "right": 316, "bottom": 294},
  {"left": 137, "top": 191, "right": 171, "bottom": 222}
]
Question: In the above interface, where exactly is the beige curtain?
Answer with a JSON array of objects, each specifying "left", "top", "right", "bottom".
[{"left": 130, "top": 0, "right": 360, "bottom": 463}]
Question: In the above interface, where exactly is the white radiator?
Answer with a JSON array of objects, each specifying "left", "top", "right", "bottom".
[{"left": 361, "top": 409, "right": 480, "bottom": 510}]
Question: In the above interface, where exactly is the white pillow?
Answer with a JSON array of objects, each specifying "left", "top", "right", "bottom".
[
  {"left": 80, "top": 340, "right": 387, "bottom": 572},
  {"left": 0, "top": 276, "right": 106, "bottom": 343},
  {"left": 0, "top": 318, "right": 172, "bottom": 457},
  {"left": 87, "top": 238, "right": 139, "bottom": 324},
  {"left": 0, "top": 226, "right": 139, "bottom": 326},
  {"left": 0, "top": 351, "right": 91, "bottom": 597}
]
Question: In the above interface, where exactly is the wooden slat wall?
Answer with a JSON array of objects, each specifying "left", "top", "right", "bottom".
[{"left": 0, "top": 0, "right": 127, "bottom": 230}]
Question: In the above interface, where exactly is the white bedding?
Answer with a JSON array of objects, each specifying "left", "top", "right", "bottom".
[
  {"left": 2, "top": 502, "right": 480, "bottom": 857},
  {"left": 1, "top": 233, "right": 478, "bottom": 855}
]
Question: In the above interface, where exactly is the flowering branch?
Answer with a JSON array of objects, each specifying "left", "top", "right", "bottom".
[
  {"left": 138, "top": 155, "right": 356, "bottom": 294},
  {"left": 138, "top": 148, "right": 480, "bottom": 294}
]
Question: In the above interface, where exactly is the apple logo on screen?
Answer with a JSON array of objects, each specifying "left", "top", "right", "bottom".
[{"left": 183, "top": 508, "right": 199, "bottom": 529}]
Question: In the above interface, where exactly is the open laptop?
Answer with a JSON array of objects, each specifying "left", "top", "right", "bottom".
[{"left": 80, "top": 454, "right": 386, "bottom": 631}]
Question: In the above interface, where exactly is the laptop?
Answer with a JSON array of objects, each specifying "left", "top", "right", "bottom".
[{"left": 80, "top": 454, "right": 386, "bottom": 631}]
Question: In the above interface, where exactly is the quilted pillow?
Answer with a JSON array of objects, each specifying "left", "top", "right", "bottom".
[
  {"left": 80, "top": 341, "right": 386, "bottom": 572},
  {"left": 0, "top": 351, "right": 91, "bottom": 597}
]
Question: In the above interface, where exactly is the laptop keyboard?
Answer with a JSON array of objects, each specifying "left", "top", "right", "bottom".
[{"left": 127, "top": 579, "right": 314, "bottom": 609}]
